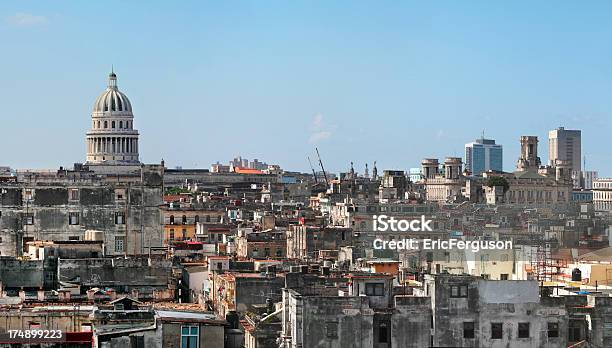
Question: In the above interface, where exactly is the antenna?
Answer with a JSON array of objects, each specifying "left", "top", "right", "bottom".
[
  {"left": 307, "top": 156, "right": 319, "bottom": 184},
  {"left": 316, "top": 148, "right": 328, "bottom": 185}
]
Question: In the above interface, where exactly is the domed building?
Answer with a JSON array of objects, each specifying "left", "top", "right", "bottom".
[{"left": 85, "top": 71, "right": 140, "bottom": 165}]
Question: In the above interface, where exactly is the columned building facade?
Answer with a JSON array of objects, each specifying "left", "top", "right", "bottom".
[{"left": 85, "top": 72, "right": 140, "bottom": 165}]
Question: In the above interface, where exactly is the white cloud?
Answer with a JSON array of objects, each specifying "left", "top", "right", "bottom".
[
  {"left": 312, "top": 113, "right": 323, "bottom": 129},
  {"left": 309, "top": 131, "right": 332, "bottom": 144},
  {"left": 7, "top": 13, "right": 48, "bottom": 27},
  {"left": 308, "top": 113, "right": 334, "bottom": 144}
]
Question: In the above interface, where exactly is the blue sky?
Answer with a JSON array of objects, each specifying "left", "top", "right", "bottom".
[{"left": 1, "top": 1, "right": 612, "bottom": 175}]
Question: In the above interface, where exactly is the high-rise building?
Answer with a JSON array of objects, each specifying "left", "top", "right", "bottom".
[
  {"left": 464, "top": 137, "right": 503, "bottom": 176},
  {"left": 548, "top": 127, "right": 581, "bottom": 172}
]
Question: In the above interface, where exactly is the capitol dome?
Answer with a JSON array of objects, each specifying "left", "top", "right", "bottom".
[
  {"left": 85, "top": 71, "right": 140, "bottom": 165},
  {"left": 92, "top": 72, "right": 133, "bottom": 113}
]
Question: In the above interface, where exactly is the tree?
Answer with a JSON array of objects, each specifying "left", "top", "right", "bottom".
[{"left": 485, "top": 176, "right": 509, "bottom": 193}]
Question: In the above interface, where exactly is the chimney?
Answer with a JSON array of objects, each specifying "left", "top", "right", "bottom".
[
  {"left": 37, "top": 288, "right": 45, "bottom": 301},
  {"left": 58, "top": 290, "right": 71, "bottom": 301}
]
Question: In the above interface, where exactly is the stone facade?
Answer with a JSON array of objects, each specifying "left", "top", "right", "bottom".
[{"left": 0, "top": 165, "right": 164, "bottom": 256}]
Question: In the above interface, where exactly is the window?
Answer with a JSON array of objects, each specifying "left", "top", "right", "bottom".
[
  {"left": 182, "top": 215, "right": 187, "bottom": 224},
  {"left": 115, "top": 189, "right": 125, "bottom": 200},
  {"left": 112, "top": 121, "right": 115, "bottom": 128},
  {"left": 568, "top": 320, "right": 582, "bottom": 341},
  {"left": 115, "top": 212, "right": 125, "bottom": 225},
  {"left": 104, "top": 121, "right": 108, "bottom": 128},
  {"left": 325, "top": 321, "right": 338, "bottom": 339},
  {"left": 547, "top": 322, "right": 559, "bottom": 338},
  {"left": 181, "top": 325, "right": 199, "bottom": 347},
  {"left": 378, "top": 323, "right": 388, "bottom": 343},
  {"left": 69, "top": 212, "right": 79, "bottom": 225},
  {"left": 69, "top": 188, "right": 79, "bottom": 201},
  {"left": 170, "top": 215, "right": 175, "bottom": 224},
  {"left": 68, "top": 236, "right": 79, "bottom": 241},
  {"left": 206, "top": 215, "right": 211, "bottom": 222},
  {"left": 276, "top": 249, "right": 282, "bottom": 257},
  {"left": 463, "top": 322, "right": 475, "bottom": 339},
  {"left": 450, "top": 285, "right": 468, "bottom": 298},
  {"left": 119, "top": 121, "right": 123, "bottom": 128},
  {"left": 23, "top": 213, "right": 34, "bottom": 225},
  {"left": 500, "top": 274, "right": 509, "bottom": 280},
  {"left": 169, "top": 229, "right": 175, "bottom": 240},
  {"left": 194, "top": 215, "right": 199, "bottom": 223},
  {"left": 491, "top": 323, "right": 503, "bottom": 339},
  {"left": 115, "top": 237, "right": 124, "bottom": 253},
  {"left": 365, "top": 283, "right": 385, "bottom": 296},
  {"left": 518, "top": 322, "right": 530, "bottom": 338},
  {"left": 181, "top": 229, "right": 187, "bottom": 240}
]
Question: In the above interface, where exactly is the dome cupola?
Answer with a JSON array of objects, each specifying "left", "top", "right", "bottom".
[
  {"left": 85, "top": 70, "right": 140, "bottom": 165},
  {"left": 92, "top": 72, "right": 133, "bottom": 113}
]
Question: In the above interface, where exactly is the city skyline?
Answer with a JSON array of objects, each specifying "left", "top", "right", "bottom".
[{"left": 1, "top": 1, "right": 612, "bottom": 175}]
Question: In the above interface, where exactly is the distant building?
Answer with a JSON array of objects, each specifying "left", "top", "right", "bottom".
[
  {"left": 379, "top": 170, "right": 407, "bottom": 203},
  {"left": 422, "top": 157, "right": 465, "bottom": 202},
  {"left": 409, "top": 168, "right": 422, "bottom": 183},
  {"left": 465, "top": 137, "right": 503, "bottom": 176},
  {"left": 592, "top": 178, "right": 612, "bottom": 211},
  {"left": 572, "top": 170, "right": 598, "bottom": 189},
  {"left": 548, "top": 127, "right": 581, "bottom": 172}
]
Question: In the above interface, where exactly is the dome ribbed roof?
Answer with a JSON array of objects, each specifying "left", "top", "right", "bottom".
[{"left": 92, "top": 72, "right": 132, "bottom": 113}]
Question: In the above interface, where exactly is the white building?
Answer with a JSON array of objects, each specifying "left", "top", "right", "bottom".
[
  {"left": 548, "top": 127, "right": 581, "bottom": 172},
  {"left": 85, "top": 71, "right": 140, "bottom": 165},
  {"left": 592, "top": 178, "right": 612, "bottom": 211}
]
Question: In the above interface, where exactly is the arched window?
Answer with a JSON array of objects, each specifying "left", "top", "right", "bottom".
[
  {"left": 112, "top": 121, "right": 115, "bottom": 128},
  {"left": 182, "top": 215, "right": 187, "bottom": 224},
  {"left": 104, "top": 121, "right": 108, "bottom": 128},
  {"left": 206, "top": 215, "right": 211, "bottom": 223},
  {"left": 194, "top": 215, "right": 199, "bottom": 223},
  {"left": 119, "top": 121, "right": 123, "bottom": 128},
  {"left": 169, "top": 215, "right": 174, "bottom": 224}
]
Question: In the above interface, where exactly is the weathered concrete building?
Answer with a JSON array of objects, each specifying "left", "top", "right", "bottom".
[
  {"left": 58, "top": 257, "right": 174, "bottom": 297},
  {"left": 286, "top": 225, "right": 352, "bottom": 260},
  {"left": 0, "top": 165, "right": 164, "bottom": 257},
  {"left": 425, "top": 274, "right": 568, "bottom": 348},
  {"left": 280, "top": 272, "right": 431, "bottom": 348}
]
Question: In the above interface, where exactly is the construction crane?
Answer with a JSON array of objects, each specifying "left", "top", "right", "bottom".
[
  {"left": 307, "top": 156, "right": 319, "bottom": 184},
  {"left": 316, "top": 147, "right": 328, "bottom": 185}
]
